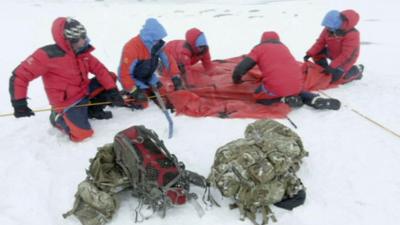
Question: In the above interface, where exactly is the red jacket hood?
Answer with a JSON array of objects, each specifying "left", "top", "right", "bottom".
[
  {"left": 341, "top": 10, "right": 359, "bottom": 31},
  {"left": 185, "top": 28, "right": 203, "bottom": 51},
  {"left": 51, "top": 17, "right": 75, "bottom": 55},
  {"left": 260, "top": 31, "right": 280, "bottom": 42}
]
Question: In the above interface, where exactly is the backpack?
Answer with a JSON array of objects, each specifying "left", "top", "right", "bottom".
[
  {"left": 64, "top": 125, "right": 214, "bottom": 225},
  {"left": 113, "top": 125, "right": 196, "bottom": 209},
  {"left": 208, "top": 119, "right": 308, "bottom": 225}
]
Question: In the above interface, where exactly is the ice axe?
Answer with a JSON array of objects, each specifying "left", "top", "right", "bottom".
[{"left": 151, "top": 85, "right": 174, "bottom": 138}]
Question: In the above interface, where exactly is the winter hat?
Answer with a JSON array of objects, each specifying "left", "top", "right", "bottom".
[
  {"left": 195, "top": 33, "right": 208, "bottom": 47},
  {"left": 64, "top": 18, "right": 87, "bottom": 43},
  {"left": 321, "top": 10, "right": 343, "bottom": 30},
  {"left": 139, "top": 18, "right": 167, "bottom": 44}
]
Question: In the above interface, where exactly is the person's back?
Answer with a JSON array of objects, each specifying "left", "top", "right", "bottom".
[
  {"left": 250, "top": 32, "right": 303, "bottom": 97},
  {"left": 164, "top": 40, "right": 185, "bottom": 64},
  {"left": 233, "top": 31, "right": 303, "bottom": 101}
]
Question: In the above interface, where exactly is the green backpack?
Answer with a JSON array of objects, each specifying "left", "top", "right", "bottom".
[
  {"left": 208, "top": 119, "right": 308, "bottom": 225},
  {"left": 64, "top": 125, "right": 214, "bottom": 225}
]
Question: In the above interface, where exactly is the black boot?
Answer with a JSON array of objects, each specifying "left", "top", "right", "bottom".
[
  {"left": 281, "top": 96, "right": 304, "bottom": 108},
  {"left": 309, "top": 96, "right": 341, "bottom": 110},
  {"left": 88, "top": 105, "right": 113, "bottom": 119},
  {"left": 343, "top": 64, "right": 364, "bottom": 82}
]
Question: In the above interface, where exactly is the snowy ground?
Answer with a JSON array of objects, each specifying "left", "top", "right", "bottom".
[{"left": 1, "top": 0, "right": 400, "bottom": 225}]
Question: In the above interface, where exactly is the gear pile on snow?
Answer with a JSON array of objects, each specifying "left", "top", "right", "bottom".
[
  {"left": 63, "top": 125, "right": 214, "bottom": 225},
  {"left": 208, "top": 119, "right": 308, "bottom": 225}
]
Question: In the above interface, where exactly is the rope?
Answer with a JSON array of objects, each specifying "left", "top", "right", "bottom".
[
  {"left": 319, "top": 91, "right": 400, "bottom": 139},
  {"left": 0, "top": 95, "right": 161, "bottom": 118}
]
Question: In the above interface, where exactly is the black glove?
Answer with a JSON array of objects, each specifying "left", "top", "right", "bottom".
[
  {"left": 151, "top": 39, "right": 165, "bottom": 56},
  {"left": 232, "top": 73, "right": 243, "bottom": 84},
  {"left": 322, "top": 66, "right": 344, "bottom": 83},
  {"left": 12, "top": 99, "right": 35, "bottom": 118},
  {"left": 171, "top": 76, "right": 183, "bottom": 90},
  {"left": 129, "top": 88, "right": 148, "bottom": 102},
  {"left": 303, "top": 55, "right": 311, "bottom": 62},
  {"left": 155, "top": 81, "right": 163, "bottom": 89},
  {"left": 106, "top": 88, "right": 125, "bottom": 107}
]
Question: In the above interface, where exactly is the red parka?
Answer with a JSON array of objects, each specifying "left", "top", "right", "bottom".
[
  {"left": 246, "top": 32, "right": 303, "bottom": 97},
  {"left": 164, "top": 28, "right": 212, "bottom": 74},
  {"left": 306, "top": 10, "right": 360, "bottom": 72},
  {"left": 10, "top": 17, "right": 116, "bottom": 111}
]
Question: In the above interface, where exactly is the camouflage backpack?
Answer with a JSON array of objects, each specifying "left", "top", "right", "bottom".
[
  {"left": 64, "top": 125, "right": 214, "bottom": 225},
  {"left": 208, "top": 119, "right": 308, "bottom": 225}
]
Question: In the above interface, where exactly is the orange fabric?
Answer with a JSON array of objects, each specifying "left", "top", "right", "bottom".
[
  {"left": 63, "top": 115, "right": 93, "bottom": 142},
  {"left": 119, "top": 35, "right": 150, "bottom": 92},
  {"left": 160, "top": 57, "right": 349, "bottom": 119},
  {"left": 161, "top": 57, "right": 291, "bottom": 119}
]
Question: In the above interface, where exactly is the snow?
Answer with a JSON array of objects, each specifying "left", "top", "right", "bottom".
[{"left": 1, "top": 0, "right": 400, "bottom": 225}]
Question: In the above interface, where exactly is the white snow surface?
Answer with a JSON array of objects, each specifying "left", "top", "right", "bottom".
[{"left": 1, "top": 0, "right": 400, "bottom": 225}]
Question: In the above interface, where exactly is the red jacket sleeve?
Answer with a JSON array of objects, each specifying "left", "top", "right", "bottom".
[
  {"left": 10, "top": 49, "right": 49, "bottom": 101},
  {"left": 201, "top": 50, "right": 213, "bottom": 70},
  {"left": 329, "top": 31, "right": 360, "bottom": 69},
  {"left": 88, "top": 54, "right": 116, "bottom": 90},
  {"left": 180, "top": 51, "right": 192, "bottom": 70},
  {"left": 306, "top": 29, "right": 328, "bottom": 57}
]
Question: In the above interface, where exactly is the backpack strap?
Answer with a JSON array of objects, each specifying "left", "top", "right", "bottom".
[{"left": 136, "top": 125, "right": 173, "bottom": 159}]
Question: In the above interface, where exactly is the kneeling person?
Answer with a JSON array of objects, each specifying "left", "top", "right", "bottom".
[
  {"left": 232, "top": 31, "right": 340, "bottom": 110},
  {"left": 9, "top": 17, "right": 124, "bottom": 142}
]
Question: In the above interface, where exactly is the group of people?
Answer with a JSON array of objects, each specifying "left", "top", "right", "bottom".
[
  {"left": 9, "top": 9, "right": 363, "bottom": 142},
  {"left": 232, "top": 9, "right": 363, "bottom": 109}
]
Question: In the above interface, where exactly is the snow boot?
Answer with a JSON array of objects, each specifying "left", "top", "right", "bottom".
[
  {"left": 309, "top": 96, "right": 341, "bottom": 110},
  {"left": 343, "top": 64, "right": 364, "bottom": 83},
  {"left": 281, "top": 96, "right": 304, "bottom": 108},
  {"left": 88, "top": 105, "right": 113, "bottom": 119}
]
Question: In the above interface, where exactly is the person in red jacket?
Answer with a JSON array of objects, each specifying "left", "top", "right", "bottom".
[
  {"left": 9, "top": 17, "right": 124, "bottom": 142},
  {"left": 118, "top": 18, "right": 180, "bottom": 102},
  {"left": 164, "top": 28, "right": 214, "bottom": 89},
  {"left": 304, "top": 9, "right": 364, "bottom": 84},
  {"left": 232, "top": 31, "right": 304, "bottom": 107},
  {"left": 233, "top": 31, "right": 340, "bottom": 110}
]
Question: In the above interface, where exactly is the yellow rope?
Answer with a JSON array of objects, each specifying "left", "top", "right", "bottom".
[
  {"left": 319, "top": 91, "right": 400, "bottom": 139},
  {"left": 0, "top": 95, "right": 161, "bottom": 118}
]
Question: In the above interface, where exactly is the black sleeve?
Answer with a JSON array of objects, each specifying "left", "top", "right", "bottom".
[{"left": 232, "top": 57, "right": 257, "bottom": 79}]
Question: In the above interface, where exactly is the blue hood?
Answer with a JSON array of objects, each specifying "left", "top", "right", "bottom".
[
  {"left": 195, "top": 33, "right": 208, "bottom": 47},
  {"left": 321, "top": 10, "right": 343, "bottom": 30},
  {"left": 139, "top": 18, "right": 167, "bottom": 48}
]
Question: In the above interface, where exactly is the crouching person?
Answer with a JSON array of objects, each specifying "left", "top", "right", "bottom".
[
  {"left": 118, "top": 18, "right": 180, "bottom": 108},
  {"left": 164, "top": 28, "right": 217, "bottom": 89},
  {"left": 232, "top": 31, "right": 340, "bottom": 110},
  {"left": 304, "top": 9, "right": 363, "bottom": 84},
  {"left": 9, "top": 17, "right": 124, "bottom": 142}
]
